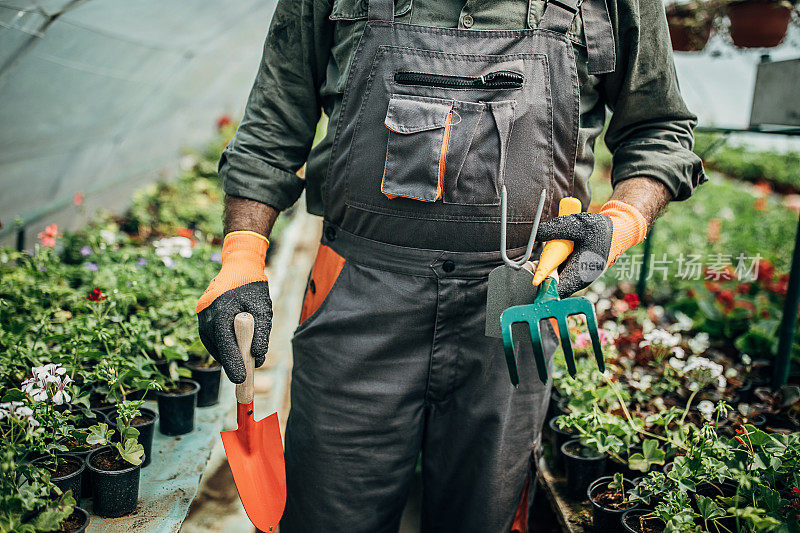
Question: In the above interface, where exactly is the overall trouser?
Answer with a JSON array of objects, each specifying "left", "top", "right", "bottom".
[{"left": 282, "top": 0, "right": 615, "bottom": 530}]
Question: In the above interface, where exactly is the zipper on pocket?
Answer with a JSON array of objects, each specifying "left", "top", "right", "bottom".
[{"left": 394, "top": 70, "right": 524, "bottom": 90}]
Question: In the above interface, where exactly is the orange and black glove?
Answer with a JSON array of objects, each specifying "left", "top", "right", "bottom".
[
  {"left": 534, "top": 200, "right": 648, "bottom": 298},
  {"left": 197, "top": 231, "right": 272, "bottom": 384}
]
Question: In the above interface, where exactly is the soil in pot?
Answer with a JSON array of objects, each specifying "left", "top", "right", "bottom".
[
  {"left": 666, "top": 8, "right": 713, "bottom": 52},
  {"left": 87, "top": 447, "right": 141, "bottom": 518},
  {"left": 109, "top": 407, "right": 158, "bottom": 468},
  {"left": 548, "top": 417, "right": 577, "bottom": 473},
  {"left": 186, "top": 359, "right": 222, "bottom": 407},
  {"left": 33, "top": 454, "right": 85, "bottom": 502},
  {"left": 562, "top": 439, "right": 607, "bottom": 501},
  {"left": 622, "top": 509, "right": 665, "bottom": 533},
  {"left": 56, "top": 506, "right": 90, "bottom": 533},
  {"left": 728, "top": 0, "right": 792, "bottom": 48},
  {"left": 589, "top": 476, "right": 639, "bottom": 533},
  {"left": 156, "top": 379, "right": 200, "bottom": 436}
]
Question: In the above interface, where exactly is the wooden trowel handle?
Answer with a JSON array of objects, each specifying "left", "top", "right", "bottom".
[{"left": 234, "top": 312, "right": 256, "bottom": 405}]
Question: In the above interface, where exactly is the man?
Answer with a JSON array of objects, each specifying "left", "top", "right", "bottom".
[{"left": 197, "top": 0, "right": 705, "bottom": 530}]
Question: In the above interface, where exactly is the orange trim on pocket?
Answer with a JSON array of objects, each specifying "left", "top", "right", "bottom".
[
  {"left": 300, "top": 244, "right": 346, "bottom": 324},
  {"left": 435, "top": 109, "right": 453, "bottom": 201}
]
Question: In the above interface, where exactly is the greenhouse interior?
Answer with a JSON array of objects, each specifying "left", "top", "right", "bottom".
[{"left": 2, "top": 1, "right": 800, "bottom": 532}]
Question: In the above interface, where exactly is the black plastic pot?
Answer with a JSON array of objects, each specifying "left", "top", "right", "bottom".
[
  {"left": 58, "top": 506, "right": 90, "bottom": 533},
  {"left": 151, "top": 358, "right": 170, "bottom": 376},
  {"left": 562, "top": 439, "right": 607, "bottom": 500},
  {"left": 86, "top": 447, "right": 141, "bottom": 518},
  {"left": 588, "top": 476, "right": 639, "bottom": 533},
  {"left": 621, "top": 509, "right": 663, "bottom": 533},
  {"left": 156, "top": 379, "right": 200, "bottom": 436},
  {"left": 548, "top": 417, "right": 577, "bottom": 473},
  {"left": 33, "top": 453, "right": 85, "bottom": 502},
  {"left": 187, "top": 361, "right": 222, "bottom": 407},
  {"left": 109, "top": 407, "right": 158, "bottom": 467}
]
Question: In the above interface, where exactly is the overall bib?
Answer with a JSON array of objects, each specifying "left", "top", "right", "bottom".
[{"left": 284, "top": 0, "right": 615, "bottom": 530}]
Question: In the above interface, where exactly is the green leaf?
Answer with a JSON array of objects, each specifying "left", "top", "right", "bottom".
[
  {"left": 695, "top": 495, "right": 724, "bottom": 521},
  {"left": 86, "top": 423, "right": 112, "bottom": 446},
  {"left": 116, "top": 438, "right": 144, "bottom": 466}
]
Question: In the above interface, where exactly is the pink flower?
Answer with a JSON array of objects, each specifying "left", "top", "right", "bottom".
[
  {"left": 216, "top": 114, "right": 233, "bottom": 130},
  {"left": 73, "top": 192, "right": 84, "bottom": 206},
  {"left": 37, "top": 224, "right": 61, "bottom": 247}
]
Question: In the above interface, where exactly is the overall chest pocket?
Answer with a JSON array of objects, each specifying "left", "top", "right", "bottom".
[{"left": 381, "top": 72, "right": 519, "bottom": 206}]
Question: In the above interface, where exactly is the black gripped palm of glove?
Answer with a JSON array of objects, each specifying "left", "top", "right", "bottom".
[
  {"left": 535, "top": 200, "right": 649, "bottom": 299},
  {"left": 536, "top": 212, "right": 613, "bottom": 299},
  {"left": 197, "top": 282, "right": 273, "bottom": 384},
  {"left": 196, "top": 231, "right": 272, "bottom": 384}
]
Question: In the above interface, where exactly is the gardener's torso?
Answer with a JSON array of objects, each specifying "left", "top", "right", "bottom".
[{"left": 306, "top": 0, "right": 615, "bottom": 251}]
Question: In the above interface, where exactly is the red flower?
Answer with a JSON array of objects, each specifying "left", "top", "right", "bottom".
[
  {"left": 735, "top": 436, "right": 745, "bottom": 445},
  {"left": 623, "top": 293, "right": 640, "bottom": 310},
  {"left": 736, "top": 282, "right": 752, "bottom": 295},
  {"left": 772, "top": 274, "right": 790, "bottom": 296},
  {"left": 216, "top": 114, "right": 233, "bottom": 130},
  {"left": 37, "top": 224, "right": 61, "bottom": 248},
  {"left": 733, "top": 299, "right": 755, "bottom": 313},
  {"left": 86, "top": 288, "right": 107, "bottom": 302},
  {"left": 717, "top": 290, "right": 735, "bottom": 311},
  {"left": 73, "top": 192, "right": 84, "bottom": 206},
  {"left": 791, "top": 487, "right": 800, "bottom": 497},
  {"left": 756, "top": 259, "right": 775, "bottom": 283},
  {"left": 754, "top": 197, "right": 767, "bottom": 211}
]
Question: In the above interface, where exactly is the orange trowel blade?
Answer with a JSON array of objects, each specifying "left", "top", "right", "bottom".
[{"left": 221, "top": 402, "right": 286, "bottom": 532}]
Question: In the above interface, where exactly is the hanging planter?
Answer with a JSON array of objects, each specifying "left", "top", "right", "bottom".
[
  {"left": 666, "top": 5, "right": 715, "bottom": 52},
  {"left": 727, "top": 0, "right": 793, "bottom": 48}
]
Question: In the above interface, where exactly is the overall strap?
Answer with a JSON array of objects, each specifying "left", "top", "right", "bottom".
[
  {"left": 540, "top": 0, "right": 617, "bottom": 75},
  {"left": 367, "top": 0, "right": 394, "bottom": 22}
]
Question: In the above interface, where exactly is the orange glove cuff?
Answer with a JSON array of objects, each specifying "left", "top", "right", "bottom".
[
  {"left": 196, "top": 231, "right": 269, "bottom": 313},
  {"left": 599, "top": 200, "right": 648, "bottom": 267}
]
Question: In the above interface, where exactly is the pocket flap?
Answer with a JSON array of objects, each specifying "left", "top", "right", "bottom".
[{"left": 384, "top": 95, "right": 453, "bottom": 134}]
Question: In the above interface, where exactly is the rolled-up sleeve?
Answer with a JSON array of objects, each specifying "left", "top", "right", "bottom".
[
  {"left": 601, "top": 0, "right": 706, "bottom": 201},
  {"left": 219, "top": 0, "right": 333, "bottom": 211}
]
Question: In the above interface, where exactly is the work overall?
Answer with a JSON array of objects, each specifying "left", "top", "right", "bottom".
[{"left": 283, "top": 0, "right": 615, "bottom": 530}]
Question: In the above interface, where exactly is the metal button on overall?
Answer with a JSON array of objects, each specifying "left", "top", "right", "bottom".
[
  {"left": 442, "top": 260, "right": 455, "bottom": 273},
  {"left": 461, "top": 14, "right": 474, "bottom": 28},
  {"left": 324, "top": 226, "right": 336, "bottom": 242}
]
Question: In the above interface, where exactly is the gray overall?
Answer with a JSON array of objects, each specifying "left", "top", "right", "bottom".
[{"left": 283, "top": 0, "right": 615, "bottom": 530}]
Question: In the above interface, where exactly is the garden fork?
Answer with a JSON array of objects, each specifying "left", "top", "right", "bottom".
[{"left": 499, "top": 198, "right": 606, "bottom": 386}]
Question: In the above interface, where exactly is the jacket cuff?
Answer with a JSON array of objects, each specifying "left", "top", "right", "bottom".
[
  {"left": 219, "top": 148, "right": 306, "bottom": 211},
  {"left": 610, "top": 139, "right": 706, "bottom": 201}
]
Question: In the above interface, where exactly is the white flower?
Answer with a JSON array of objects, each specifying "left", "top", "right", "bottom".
[
  {"left": 669, "top": 357, "right": 686, "bottom": 370},
  {"left": 719, "top": 206, "right": 735, "bottom": 221},
  {"left": 596, "top": 298, "right": 612, "bottom": 314},
  {"left": 21, "top": 378, "right": 47, "bottom": 402},
  {"left": 672, "top": 346, "right": 686, "bottom": 359},
  {"left": 669, "top": 311, "right": 694, "bottom": 333},
  {"left": 52, "top": 389, "right": 71, "bottom": 405},
  {"left": 697, "top": 400, "right": 715, "bottom": 420},
  {"left": 100, "top": 229, "right": 117, "bottom": 245},
  {"left": 0, "top": 402, "right": 39, "bottom": 426},
  {"left": 640, "top": 329, "right": 681, "bottom": 348},
  {"left": 687, "top": 332, "right": 710, "bottom": 355},
  {"left": 741, "top": 353, "right": 752, "bottom": 366},
  {"left": 642, "top": 318, "right": 656, "bottom": 334},
  {"left": 153, "top": 237, "right": 193, "bottom": 264}
]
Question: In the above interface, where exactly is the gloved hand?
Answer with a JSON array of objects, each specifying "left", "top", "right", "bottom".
[
  {"left": 534, "top": 200, "right": 648, "bottom": 298},
  {"left": 197, "top": 231, "right": 272, "bottom": 384}
]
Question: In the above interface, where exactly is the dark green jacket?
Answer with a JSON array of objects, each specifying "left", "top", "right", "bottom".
[{"left": 219, "top": 0, "right": 706, "bottom": 214}]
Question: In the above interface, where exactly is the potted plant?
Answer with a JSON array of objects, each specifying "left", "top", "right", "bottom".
[
  {"left": 549, "top": 416, "right": 578, "bottom": 472},
  {"left": 588, "top": 473, "right": 639, "bottom": 532},
  {"left": 726, "top": 0, "right": 794, "bottom": 48},
  {"left": 665, "top": 2, "right": 717, "bottom": 52},
  {"left": 31, "top": 454, "right": 85, "bottom": 502},
  {"left": 154, "top": 364, "right": 200, "bottom": 436},
  {"left": 620, "top": 509, "right": 665, "bottom": 533},
  {"left": 84, "top": 401, "right": 145, "bottom": 517},
  {"left": 108, "top": 405, "right": 158, "bottom": 467},
  {"left": 561, "top": 438, "right": 609, "bottom": 500},
  {"left": 184, "top": 341, "right": 222, "bottom": 408}
]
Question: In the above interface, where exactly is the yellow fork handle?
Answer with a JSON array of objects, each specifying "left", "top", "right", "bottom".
[{"left": 532, "top": 197, "right": 582, "bottom": 285}]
